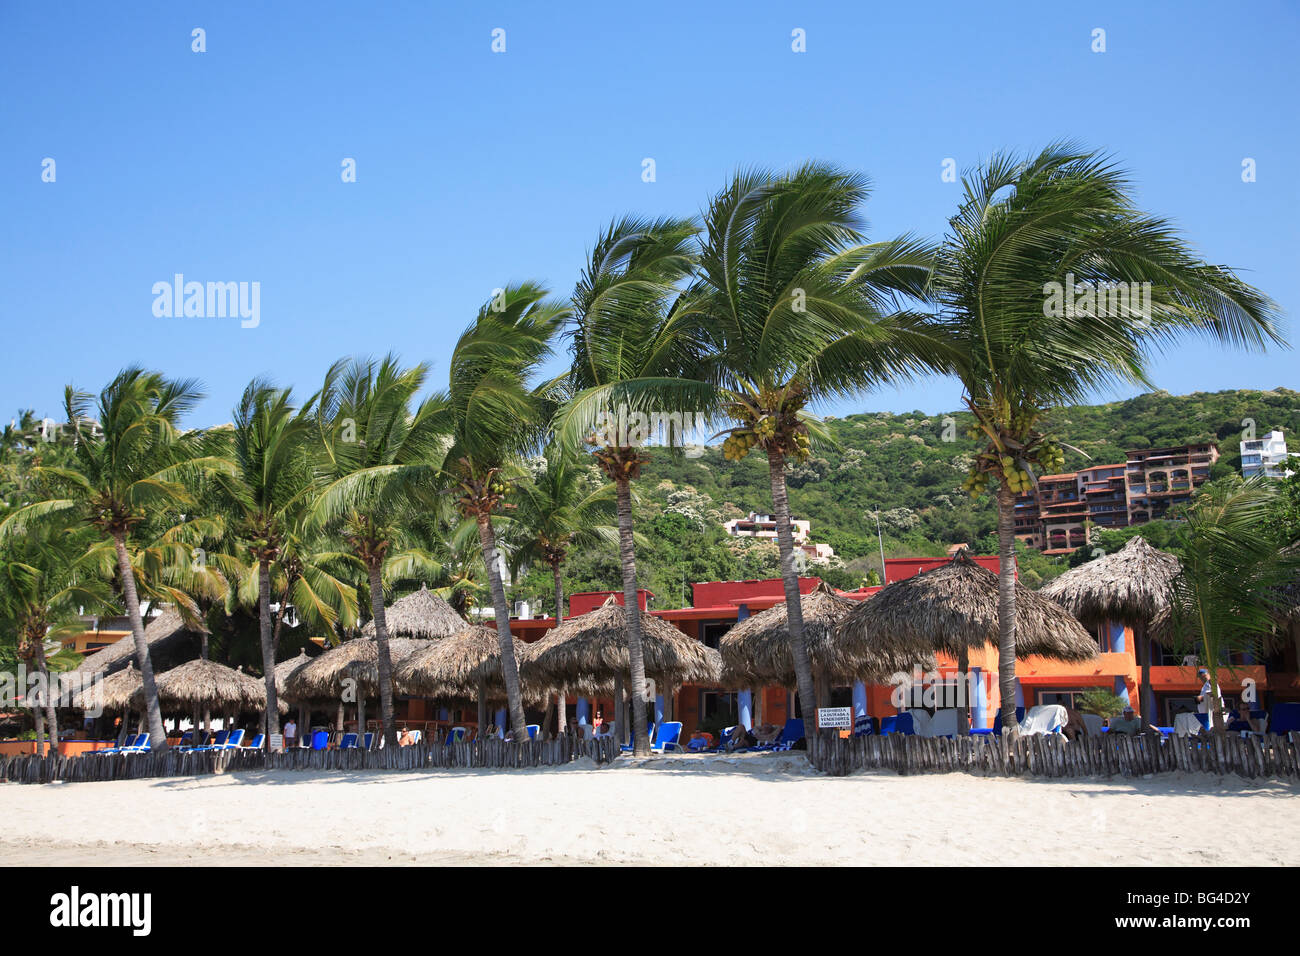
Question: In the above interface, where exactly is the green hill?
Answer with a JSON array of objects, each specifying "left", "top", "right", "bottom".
[{"left": 533, "top": 387, "right": 1298, "bottom": 605}]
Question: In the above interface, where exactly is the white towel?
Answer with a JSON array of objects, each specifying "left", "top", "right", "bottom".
[{"left": 1019, "top": 704, "right": 1067, "bottom": 736}]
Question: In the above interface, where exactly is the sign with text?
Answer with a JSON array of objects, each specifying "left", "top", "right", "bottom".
[
  {"left": 817, "top": 707, "right": 852, "bottom": 730},
  {"left": 269, "top": 733, "right": 283, "bottom": 752}
]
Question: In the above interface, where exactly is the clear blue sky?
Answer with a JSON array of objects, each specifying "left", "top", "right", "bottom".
[{"left": 2, "top": 1, "right": 1297, "bottom": 427}]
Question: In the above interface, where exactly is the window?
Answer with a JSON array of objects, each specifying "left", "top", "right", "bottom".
[
  {"left": 700, "top": 621, "right": 732, "bottom": 650},
  {"left": 1037, "top": 689, "right": 1092, "bottom": 709}
]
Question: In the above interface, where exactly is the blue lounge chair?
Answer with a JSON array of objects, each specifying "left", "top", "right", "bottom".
[
  {"left": 97, "top": 733, "right": 140, "bottom": 754},
  {"left": 242, "top": 733, "right": 265, "bottom": 751},
  {"left": 744, "top": 718, "right": 805, "bottom": 751},
  {"left": 526, "top": 724, "right": 540, "bottom": 740},
  {"left": 311, "top": 730, "right": 329, "bottom": 750},
  {"left": 879, "top": 713, "right": 914, "bottom": 736},
  {"left": 190, "top": 730, "right": 229, "bottom": 753},
  {"left": 989, "top": 707, "right": 1026, "bottom": 736},
  {"left": 444, "top": 727, "right": 466, "bottom": 745},
  {"left": 337, "top": 732, "right": 359, "bottom": 750},
  {"left": 1194, "top": 713, "right": 1210, "bottom": 732},
  {"left": 1272, "top": 703, "right": 1300, "bottom": 735},
  {"left": 623, "top": 721, "right": 683, "bottom": 753},
  {"left": 363, "top": 732, "right": 375, "bottom": 750},
  {"left": 118, "top": 732, "right": 151, "bottom": 753},
  {"left": 853, "top": 715, "right": 875, "bottom": 737}
]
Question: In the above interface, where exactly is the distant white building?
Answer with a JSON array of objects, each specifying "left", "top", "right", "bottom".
[
  {"left": 723, "top": 511, "right": 835, "bottom": 564},
  {"left": 1241, "top": 430, "right": 1294, "bottom": 479}
]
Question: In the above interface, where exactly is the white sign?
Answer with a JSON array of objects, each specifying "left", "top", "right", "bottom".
[
  {"left": 268, "top": 733, "right": 283, "bottom": 752},
  {"left": 817, "top": 707, "right": 852, "bottom": 730}
]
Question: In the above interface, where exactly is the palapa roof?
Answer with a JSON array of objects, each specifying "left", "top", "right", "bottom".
[
  {"left": 283, "top": 636, "right": 431, "bottom": 700},
  {"left": 72, "top": 662, "right": 142, "bottom": 712},
  {"left": 837, "top": 551, "right": 1098, "bottom": 663},
  {"left": 75, "top": 608, "right": 206, "bottom": 676},
  {"left": 521, "top": 595, "right": 721, "bottom": 693},
  {"left": 719, "top": 580, "right": 933, "bottom": 688},
  {"left": 360, "top": 584, "right": 465, "bottom": 640},
  {"left": 393, "top": 625, "right": 525, "bottom": 696},
  {"left": 130, "top": 658, "right": 285, "bottom": 712},
  {"left": 1039, "top": 536, "right": 1182, "bottom": 626},
  {"left": 273, "top": 649, "right": 315, "bottom": 699}
]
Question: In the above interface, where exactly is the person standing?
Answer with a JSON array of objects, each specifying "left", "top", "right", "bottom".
[{"left": 283, "top": 717, "right": 297, "bottom": 749}]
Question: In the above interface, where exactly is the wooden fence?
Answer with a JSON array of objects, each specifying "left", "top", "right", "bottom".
[
  {"left": 0, "top": 735, "right": 620, "bottom": 785},
  {"left": 808, "top": 731, "right": 1300, "bottom": 779}
]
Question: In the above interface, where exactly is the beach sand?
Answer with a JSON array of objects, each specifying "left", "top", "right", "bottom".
[{"left": 4, "top": 753, "right": 1296, "bottom": 866}]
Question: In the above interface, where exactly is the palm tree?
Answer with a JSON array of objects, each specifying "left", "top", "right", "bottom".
[
  {"left": 430, "top": 283, "right": 568, "bottom": 742},
  {"left": 1170, "top": 480, "right": 1297, "bottom": 732},
  {"left": 310, "top": 356, "right": 444, "bottom": 748},
  {"left": 0, "top": 369, "right": 230, "bottom": 750},
  {"left": 554, "top": 217, "right": 706, "bottom": 754},
  {"left": 215, "top": 380, "right": 357, "bottom": 750},
  {"left": 506, "top": 445, "right": 619, "bottom": 731},
  {"left": 689, "top": 165, "right": 939, "bottom": 743},
  {"left": 0, "top": 521, "right": 113, "bottom": 754},
  {"left": 927, "top": 144, "right": 1284, "bottom": 735}
]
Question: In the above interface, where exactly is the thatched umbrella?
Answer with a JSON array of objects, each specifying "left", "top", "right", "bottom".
[
  {"left": 520, "top": 595, "right": 721, "bottom": 733},
  {"left": 284, "top": 637, "right": 431, "bottom": 739},
  {"left": 360, "top": 584, "right": 465, "bottom": 640},
  {"left": 131, "top": 659, "right": 285, "bottom": 734},
  {"left": 719, "top": 581, "right": 934, "bottom": 704},
  {"left": 72, "top": 662, "right": 143, "bottom": 745},
  {"left": 1040, "top": 536, "right": 1182, "bottom": 720},
  {"left": 273, "top": 649, "right": 314, "bottom": 743},
  {"left": 837, "top": 550, "right": 1097, "bottom": 733},
  {"left": 75, "top": 607, "right": 205, "bottom": 677},
  {"left": 394, "top": 625, "right": 537, "bottom": 731}
]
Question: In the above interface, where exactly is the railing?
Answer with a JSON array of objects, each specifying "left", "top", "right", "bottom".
[
  {"left": 0, "top": 736, "right": 620, "bottom": 785},
  {"left": 807, "top": 731, "right": 1298, "bottom": 779}
]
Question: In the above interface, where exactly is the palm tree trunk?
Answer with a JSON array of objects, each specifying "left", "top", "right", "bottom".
[
  {"left": 957, "top": 644, "right": 970, "bottom": 735},
  {"left": 32, "top": 637, "right": 59, "bottom": 755},
  {"left": 1136, "top": 619, "right": 1155, "bottom": 725},
  {"left": 257, "top": 561, "right": 281, "bottom": 750},
  {"left": 552, "top": 562, "right": 567, "bottom": 736},
  {"left": 33, "top": 704, "right": 45, "bottom": 757},
  {"left": 477, "top": 516, "right": 529, "bottom": 742},
  {"left": 477, "top": 675, "right": 487, "bottom": 735},
  {"left": 364, "top": 562, "right": 399, "bottom": 749},
  {"left": 766, "top": 454, "right": 818, "bottom": 756},
  {"left": 995, "top": 486, "right": 1020, "bottom": 739},
  {"left": 613, "top": 475, "right": 652, "bottom": 756},
  {"left": 111, "top": 531, "right": 167, "bottom": 750}
]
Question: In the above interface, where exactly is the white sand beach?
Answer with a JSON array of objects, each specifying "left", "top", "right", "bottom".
[{"left": 3, "top": 753, "right": 1296, "bottom": 866}]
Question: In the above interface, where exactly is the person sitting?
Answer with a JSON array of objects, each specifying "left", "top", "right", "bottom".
[
  {"left": 398, "top": 726, "right": 415, "bottom": 747},
  {"left": 1061, "top": 704, "right": 1088, "bottom": 741},
  {"left": 1227, "top": 704, "right": 1254, "bottom": 732},
  {"left": 1107, "top": 706, "right": 1144, "bottom": 735},
  {"left": 726, "top": 724, "right": 757, "bottom": 751},
  {"left": 753, "top": 722, "right": 781, "bottom": 746}
]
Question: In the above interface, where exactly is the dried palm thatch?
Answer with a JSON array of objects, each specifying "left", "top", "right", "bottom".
[
  {"left": 130, "top": 658, "right": 285, "bottom": 712},
  {"left": 719, "top": 580, "right": 934, "bottom": 688},
  {"left": 283, "top": 637, "right": 431, "bottom": 700},
  {"left": 837, "top": 551, "right": 1098, "bottom": 663},
  {"left": 273, "top": 649, "right": 314, "bottom": 699},
  {"left": 520, "top": 595, "right": 721, "bottom": 694},
  {"left": 72, "top": 662, "right": 142, "bottom": 711},
  {"left": 394, "top": 625, "right": 529, "bottom": 697},
  {"left": 75, "top": 608, "right": 206, "bottom": 676},
  {"left": 361, "top": 584, "right": 465, "bottom": 640},
  {"left": 1039, "top": 536, "right": 1182, "bottom": 627}
]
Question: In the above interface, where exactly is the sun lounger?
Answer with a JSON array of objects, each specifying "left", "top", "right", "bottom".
[
  {"left": 189, "top": 730, "right": 229, "bottom": 752},
  {"left": 878, "top": 713, "right": 914, "bottom": 736},
  {"left": 926, "top": 709, "right": 959, "bottom": 738},
  {"left": 311, "top": 730, "right": 329, "bottom": 750},
  {"left": 1080, "top": 714, "right": 1105, "bottom": 736},
  {"left": 443, "top": 728, "right": 465, "bottom": 745},
  {"left": 97, "top": 733, "right": 141, "bottom": 754},
  {"left": 242, "top": 733, "right": 265, "bottom": 751},
  {"left": 623, "top": 721, "right": 683, "bottom": 752},
  {"left": 1272, "top": 703, "right": 1300, "bottom": 735},
  {"left": 118, "top": 732, "right": 151, "bottom": 753},
  {"left": 337, "top": 732, "right": 359, "bottom": 750},
  {"left": 363, "top": 732, "right": 375, "bottom": 750},
  {"left": 1020, "top": 704, "right": 1067, "bottom": 736}
]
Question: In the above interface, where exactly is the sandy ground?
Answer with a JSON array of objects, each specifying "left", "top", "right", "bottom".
[{"left": 3, "top": 753, "right": 1297, "bottom": 866}]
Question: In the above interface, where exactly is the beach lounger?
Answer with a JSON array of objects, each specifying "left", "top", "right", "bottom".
[
  {"left": 97, "top": 733, "right": 140, "bottom": 754},
  {"left": 337, "top": 732, "right": 359, "bottom": 750},
  {"left": 311, "top": 730, "right": 329, "bottom": 750},
  {"left": 622, "top": 721, "right": 682, "bottom": 753},
  {"left": 926, "top": 708, "right": 959, "bottom": 738},
  {"left": 1272, "top": 703, "right": 1300, "bottom": 735},
  {"left": 242, "top": 733, "right": 265, "bottom": 751},
  {"left": 118, "top": 732, "right": 151, "bottom": 753},
  {"left": 443, "top": 728, "right": 466, "bottom": 745},
  {"left": 189, "top": 730, "right": 229, "bottom": 752},
  {"left": 852, "top": 715, "right": 875, "bottom": 736},
  {"left": 363, "top": 732, "right": 375, "bottom": 750},
  {"left": 1019, "top": 704, "right": 1067, "bottom": 736},
  {"left": 878, "top": 713, "right": 914, "bottom": 736}
]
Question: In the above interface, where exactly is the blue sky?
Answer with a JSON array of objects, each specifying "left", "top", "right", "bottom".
[{"left": 2, "top": 1, "right": 1297, "bottom": 427}]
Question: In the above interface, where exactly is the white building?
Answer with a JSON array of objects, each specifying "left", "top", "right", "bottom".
[
  {"left": 1241, "top": 430, "right": 1294, "bottom": 479},
  {"left": 723, "top": 511, "right": 835, "bottom": 564}
]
